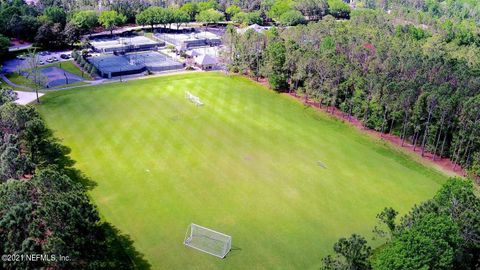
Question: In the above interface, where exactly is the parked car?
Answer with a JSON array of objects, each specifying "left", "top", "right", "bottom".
[
  {"left": 60, "top": 54, "right": 70, "bottom": 59},
  {"left": 39, "top": 61, "right": 45, "bottom": 65},
  {"left": 52, "top": 57, "right": 58, "bottom": 62},
  {"left": 16, "top": 55, "right": 26, "bottom": 60},
  {"left": 46, "top": 58, "right": 54, "bottom": 63}
]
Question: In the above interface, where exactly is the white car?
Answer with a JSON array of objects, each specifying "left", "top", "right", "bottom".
[{"left": 39, "top": 61, "right": 45, "bottom": 65}]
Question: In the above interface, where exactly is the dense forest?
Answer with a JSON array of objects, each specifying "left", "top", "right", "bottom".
[
  {"left": 0, "top": 0, "right": 478, "bottom": 52},
  {"left": 0, "top": 0, "right": 352, "bottom": 53},
  {"left": 222, "top": 9, "right": 480, "bottom": 177},
  {"left": 321, "top": 177, "right": 480, "bottom": 269},
  {"left": 0, "top": 0, "right": 479, "bottom": 269},
  {"left": 0, "top": 90, "right": 144, "bottom": 269},
  {"left": 216, "top": 5, "right": 480, "bottom": 267}
]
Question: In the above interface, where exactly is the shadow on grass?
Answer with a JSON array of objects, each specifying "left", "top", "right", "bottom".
[
  {"left": 65, "top": 167, "right": 98, "bottom": 190},
  {"left": 33, "top": 108, "right": 149, "bottom": 269},
  {"left": 101, "top": 223, "right": 152, "bottom": 270},
  {"left": 50, "top": 142, "right": 98, "bottom": 190},
  {"left": 55, "top": 148, "right": 149, "bottom": 268},
  {"left": 226, "top": 245, "right": 242, "bottom": 259}
]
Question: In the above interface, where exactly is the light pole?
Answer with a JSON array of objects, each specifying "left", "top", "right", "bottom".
[{"left": 64, "top": 72, "right": 69, "bottom": 85}]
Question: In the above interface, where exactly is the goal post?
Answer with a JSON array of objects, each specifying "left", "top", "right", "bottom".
[{"left": 184, "top": 223, "right": 232, "bottom": 258}]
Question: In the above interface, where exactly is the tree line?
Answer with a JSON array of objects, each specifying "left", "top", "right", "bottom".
[
  {"left": 0, "top": 89, "right": 143, "bottom": 269},
  {"left": 0, "top": 0, "right": 353, "bottom": 55},
  {"left": 320, "top": 177, "right": 480, "bottom": 269},
  {"left": 221, "top": 9, "right": 480, "bottom": 176}
]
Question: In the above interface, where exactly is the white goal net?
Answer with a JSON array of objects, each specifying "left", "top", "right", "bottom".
[
  {"left": 185, "top": 91, "right": 204, "bottom": 106},
  {"left": 183, "top": 223, "right": 232, "bottom": 258}
]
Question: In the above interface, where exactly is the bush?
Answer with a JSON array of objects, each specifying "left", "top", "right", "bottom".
[
  {"left": 278, "top": 10, "right": 306, "bottom": 26},
  {"left": 90, "top": 66, "right": 98, "bottom": 76},
  {"left": 232, "top": 12, "right": 248, "bottom": 25},
  {"left": 229, "top": 65, "right": 239, "bottom": 73},
  {"left": 268, "top": 73, "right": 288, "bottom": 91},
  {"left": 233, "top": 11, "right": 263, "bottom": 25},
  {"left": 71, "top": 50, "right": 78, "bottom": 58},
  {"left": 72, "top": 50, "right": 80, "bottom": 62},
  {"left": 81, "top": 49, "right": 89, "bottom": 56},
  {"left": 327, "top": 0, "right": 351, "bottom": 19}
]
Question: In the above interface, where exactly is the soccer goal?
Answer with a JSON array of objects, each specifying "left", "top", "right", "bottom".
[
  {"left": 183, "top": 223, "right": 232, "bottom": 258},
  {"left": 185, "top": 91, "right": 204, "bottom": 106}
]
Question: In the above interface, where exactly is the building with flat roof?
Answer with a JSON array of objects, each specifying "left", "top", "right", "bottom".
[
  {"left": 154, "top": 31, "right": 221, "bottom": 51},
  {"left": 90, "top": 35, "right": 164, "bottom": 53}
]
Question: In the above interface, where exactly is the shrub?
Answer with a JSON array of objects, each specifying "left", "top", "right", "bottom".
[
  {"left": 327, "top": 0, "right": 351, "bottom": 19},
  {"left": 233, "top": 11, "right": 263, "bottom": 25},
  {"left": 228, "top": 65, "right": 239, "bottom": 73},
  {"left": 90, "top": 66, "right": 98, "bottom": 76},
  {"left": 71, "top": 50, "right": 78, "bottom": 59},
  {"left": 278, "top": 10, "right": 306, "bottom": 26}
]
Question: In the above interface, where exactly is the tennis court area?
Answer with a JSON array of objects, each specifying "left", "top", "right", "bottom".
[
  {"left": 42, "top": 66, "right": 83, "bottom": 87},
  {"left": 88, "top": 52, "right": 183, "bottom": 78},
  {"left": 90, "top": 35, "right": 164, "bottom": 53}
]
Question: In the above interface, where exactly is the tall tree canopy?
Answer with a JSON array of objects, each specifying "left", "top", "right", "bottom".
[{"left": 98, "top": 10, "right": 127, "bottom": 35}]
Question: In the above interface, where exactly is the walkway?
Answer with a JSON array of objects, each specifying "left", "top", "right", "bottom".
[
  {"left": 1, "top": 74, "right": 32, "bottom": 91},
  {"left": 14, "top": 91, "right": 44, "bottom": 105}
]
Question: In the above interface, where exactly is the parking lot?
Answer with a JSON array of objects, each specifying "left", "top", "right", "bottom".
[{"left": 2, "top": 50, "right": 73, "bottom": 73}]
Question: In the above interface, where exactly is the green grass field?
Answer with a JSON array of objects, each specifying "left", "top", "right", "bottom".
[
  {"left": 6, "top": 72, "right": 37, "bottom": 89},
  {"left": 38, "top": 73, "right": 448, "bottom": 269}
]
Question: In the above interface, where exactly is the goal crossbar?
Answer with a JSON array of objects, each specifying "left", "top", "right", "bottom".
[{"left": 183, "top": 223, "right": 232, "bottom": 258}]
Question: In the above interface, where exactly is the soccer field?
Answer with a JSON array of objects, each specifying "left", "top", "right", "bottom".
[{"left": 38, "top": 73, "right": 447, "bottom": 269}]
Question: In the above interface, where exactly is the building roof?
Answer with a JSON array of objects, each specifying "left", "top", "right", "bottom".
[
  {"left": 186, "top": 50, "right": 201, "bottom": 57},
  {"left": 238, "top": 24, "right": 271, "bottom": 34},
  {"left": 195, "top": 54, "right": 217, "bottom": 66}
]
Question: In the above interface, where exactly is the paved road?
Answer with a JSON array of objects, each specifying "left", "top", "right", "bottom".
[{"left": 9, "top": 44, "right": 33, "bottom": 52}]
